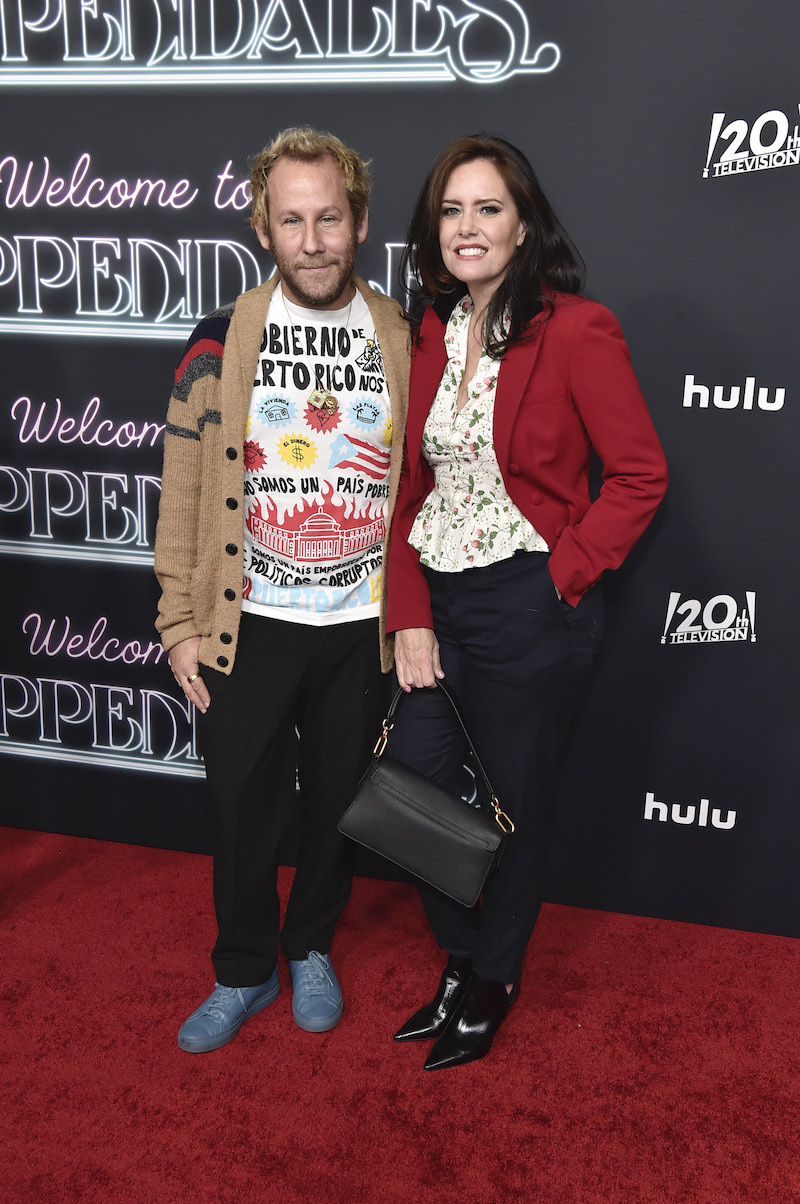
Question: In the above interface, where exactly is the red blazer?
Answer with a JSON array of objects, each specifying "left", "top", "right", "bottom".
[{"left": 385, "top": 291, "right": 668, "bottom": 630}]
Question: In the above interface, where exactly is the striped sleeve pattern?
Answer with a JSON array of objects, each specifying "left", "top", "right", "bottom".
[{"left": 172, "top": 303, "right": 235, "bottom": 404}]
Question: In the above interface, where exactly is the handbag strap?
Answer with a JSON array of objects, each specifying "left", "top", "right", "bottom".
[{"left": 374, "top": 684, "right": 515, "bottom": 835}]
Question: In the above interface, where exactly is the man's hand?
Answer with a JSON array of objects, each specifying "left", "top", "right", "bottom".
[
  {"left": 394, "top": 628, "right": 444, "bottom": 691},
  {"left": 169, "top": 636, "right": 211, "bottom": 713}
]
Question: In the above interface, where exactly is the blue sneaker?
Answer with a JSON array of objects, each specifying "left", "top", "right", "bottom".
[
  {"left": 177, "top": 969, "right": 280, "bottom": 1052},
  {"left": 288, "top": 951, "right": 343, "bottom": 1033}
]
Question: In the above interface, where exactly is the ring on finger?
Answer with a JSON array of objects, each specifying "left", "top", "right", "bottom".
[{"left": 187, "top": 673, "right": 199, "bottom": 684}]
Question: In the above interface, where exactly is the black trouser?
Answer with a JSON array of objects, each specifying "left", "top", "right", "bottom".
[
  {"left": 389, "top": 552, "right": 603, "bottom": 984},
  {"left": 197, "top": 610, "right": 386, "bottom": 986}
]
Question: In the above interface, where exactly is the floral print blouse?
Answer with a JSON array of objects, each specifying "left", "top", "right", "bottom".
[{"left": 409, "top": 297, "right": 548, "bottom": 572}]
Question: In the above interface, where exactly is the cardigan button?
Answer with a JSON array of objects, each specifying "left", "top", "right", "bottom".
[
  {"left": 224, "top": 588, "right": 236, "bottom": 601},
  {"left": 530, "top": 491, "right": 543, "bottom": 505},
  {"left": 555, "top": 525, "right": 564, "bottom": 538},
  {"left": 216, "top": 655, "right": 229, "bottom": 668},
  {"left": 508, "top": 463, "right": 520, "bottom": 475},
  {"left": 226, "top": 447, "right": 237, "bottom": 460},
  {"left": 225, "top": 542, "right": 238, "bottom": 556},
  {"left": 220, "top": 632, "right": 232, "bottom": 645},
  {"left": 226, "top": 497, "right": 238, "bottom": 510}
]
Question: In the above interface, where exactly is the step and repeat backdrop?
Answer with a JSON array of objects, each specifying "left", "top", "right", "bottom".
[{"left": 0, "top": 2, "right": 797, "bottom": 936}]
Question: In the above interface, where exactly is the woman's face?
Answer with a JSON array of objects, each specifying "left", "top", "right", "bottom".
[{"left": 438, "top": 158, "right": 526, "bottom": 302}]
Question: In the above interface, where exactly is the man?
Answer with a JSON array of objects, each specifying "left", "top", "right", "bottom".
[{"left": 154, "top": 128, "right": 409, "bottom": 1052}]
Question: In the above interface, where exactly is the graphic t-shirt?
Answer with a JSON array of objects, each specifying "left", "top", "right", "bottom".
[{"left": 241, "top": 285, "right": 392, "bottom": 625}]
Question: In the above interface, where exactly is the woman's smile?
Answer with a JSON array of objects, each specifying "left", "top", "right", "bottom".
[{"left": 439, "top": 158, "right": 526, "bottom": 306}]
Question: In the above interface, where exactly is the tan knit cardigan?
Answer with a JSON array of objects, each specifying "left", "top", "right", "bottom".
[{"left": 154, "top": 275, "right": 410, "bottom": 674}]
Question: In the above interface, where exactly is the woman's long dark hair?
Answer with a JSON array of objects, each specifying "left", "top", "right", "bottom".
[{"left": 400, "top": 134, "right": 584, "bottom": 357}]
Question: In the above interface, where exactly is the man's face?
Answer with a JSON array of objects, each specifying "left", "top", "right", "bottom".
[{"left": 256, "top": 155, "right": 368, "bottom": 309}]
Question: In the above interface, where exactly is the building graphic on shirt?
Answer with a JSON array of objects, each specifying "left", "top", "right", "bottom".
[{"left": 247, "top": 495, "right": 384, "bottom": 563}]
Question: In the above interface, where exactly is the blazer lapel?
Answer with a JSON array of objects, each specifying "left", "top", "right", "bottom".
[
  {"left": 492, "top": 321, "right": 547, "bottom": 469},
  {"left": 407, "top": 308, "right": 447, "bottom": 474}
]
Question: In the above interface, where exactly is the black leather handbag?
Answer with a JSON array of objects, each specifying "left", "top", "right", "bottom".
[{"left": 338, "top": 683, "right": 514, "bottom": 907}]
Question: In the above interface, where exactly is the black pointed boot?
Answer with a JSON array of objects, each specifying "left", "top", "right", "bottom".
[
  {"left": 423, "top": 973, "right": 518, "bottom": 1069},
  {"left": 393, "top": 957, "right": 472, "bottom": 1041}
]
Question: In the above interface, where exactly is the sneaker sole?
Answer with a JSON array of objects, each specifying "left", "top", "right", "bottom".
[
  {"left": 178, "top": 982, "right": 280, "bottom": 1053},
  {"left": 291, "top": 999, "right": 344, "bottom": 1033}
]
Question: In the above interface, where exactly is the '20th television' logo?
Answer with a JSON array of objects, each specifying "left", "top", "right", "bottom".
[
  {"left": 662, "top": 592, "right": 756, "bottom": 645},
  {"left": 703, "top": 105, "right": 799, "bottom": 178}
]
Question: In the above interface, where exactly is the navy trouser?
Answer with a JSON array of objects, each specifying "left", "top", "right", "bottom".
[
  {"left": 389, "top": 552, "right": 603, "bottom": 984},
  {"left": 197, "top": 610, "right": 386, "bottom": 986}
]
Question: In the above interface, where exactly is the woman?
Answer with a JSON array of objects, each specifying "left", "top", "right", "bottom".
[{"left": 385, "top": 135, "right": 667, "bottom": 1070}]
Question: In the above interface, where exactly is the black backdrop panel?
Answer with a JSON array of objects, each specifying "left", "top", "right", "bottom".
[{"left": 1, "top": 1, "right": 798, "bottom": 935}]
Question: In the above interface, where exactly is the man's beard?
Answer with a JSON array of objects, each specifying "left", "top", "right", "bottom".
[{"left": 269, "top": 236, "right": 358, "bottom": 309}]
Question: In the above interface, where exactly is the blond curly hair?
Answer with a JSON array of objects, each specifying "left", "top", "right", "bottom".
[{"left": 249, "top": 127, "right": 371, "bottom": 233}]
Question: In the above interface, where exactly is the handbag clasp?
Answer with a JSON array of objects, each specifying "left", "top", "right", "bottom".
[
  {"left": 491, "top": 796, "right": 515, "bottom": 834},
  {"left": 373, "top": 719, "right": 394, "bottom": 758}
]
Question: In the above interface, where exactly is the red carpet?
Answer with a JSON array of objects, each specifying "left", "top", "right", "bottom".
[{"left": 3, "top": 826, "right": 800, "bottom": 1203}]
